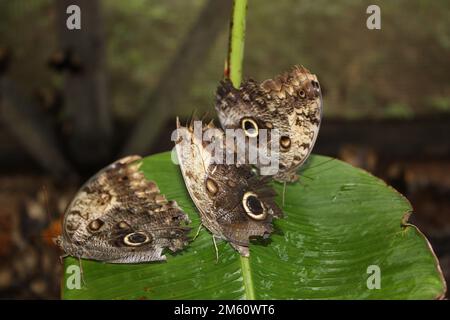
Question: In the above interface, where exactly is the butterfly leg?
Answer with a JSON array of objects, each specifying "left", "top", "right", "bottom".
[
  {"left": 282, "top": 181, "right": 287, "bottom": 207},
  {"left": 212, "top": 235, "right": 219, "bottom": 263},
  {"left": 78, "top": 256, "right": 86, "bottom": 286},
  {"left": 193, "top": 223, "right": 203, "bottom": 241}
]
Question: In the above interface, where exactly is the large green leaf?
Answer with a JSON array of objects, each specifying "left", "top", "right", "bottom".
[{"left": 62, "top": 152, "right": 445, "bottom": 299}]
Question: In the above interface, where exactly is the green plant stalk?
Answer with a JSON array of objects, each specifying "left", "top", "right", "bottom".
[
  {"left": 227, "top": 0, "right": 255, "bottom": 300},
  {"left": 228, "top": 0, "right": 247, "bottom": 88},
  {"left": 240, "top": 252, "right": 256, "bottom": 299}
]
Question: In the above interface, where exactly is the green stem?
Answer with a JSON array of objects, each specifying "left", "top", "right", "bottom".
[
  {"left": 227, "top": 0, "right": 247, "bottom": 88},
  {"left": 227, "top": 0, "right": 254, "bottom": 300},
  {"left": 240, "top": 254, "right": 256, "bottom": 299}
]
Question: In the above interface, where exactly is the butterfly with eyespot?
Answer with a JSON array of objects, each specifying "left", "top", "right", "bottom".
[
  {"left": 215, "top": 65, "right": 323, "bottom": 183},
  {"left": 174, "top": 119, "right": 283, "bottom": 257},
  {"left": 55, "top": 155, "right": 191, "bottom": 263}
]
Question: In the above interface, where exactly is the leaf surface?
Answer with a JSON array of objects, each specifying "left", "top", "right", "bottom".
[{"left": 63, "top": 152, "right": 446, "bottom": 299}]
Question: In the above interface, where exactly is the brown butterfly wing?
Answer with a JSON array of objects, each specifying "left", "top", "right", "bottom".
[
  {"left": 175, "top": 121, "right": 282, "bottom": 256},
  {"left": 58, "top": 156, "right": 190, "bottom": 263},
  {"left": 215, "top": 65, "right": 323, "bottom": 182}
]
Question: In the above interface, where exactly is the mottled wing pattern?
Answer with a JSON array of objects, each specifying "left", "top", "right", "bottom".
[
  {"left": 174, "top": 120, "right": 282, "bottom": 256},
  {"left": 58, "top": 155, "right": 190, "bottom": 263},
  {"left": 207, "top": 165, "right": 282, "bottom": 251},
  {"left": 216, "top": 65, "right": 322, "bottom": 182}
]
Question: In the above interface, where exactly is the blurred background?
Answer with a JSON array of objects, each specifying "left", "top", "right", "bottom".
[{"left": 0, "top": 0, "right": 449, "bottom": 299}]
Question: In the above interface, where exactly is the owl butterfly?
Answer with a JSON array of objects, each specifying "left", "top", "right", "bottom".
[
  {"left": 55, "top": 155, "right": 190, "bottom": 263},
  {"left": 174, "top": 119, "right": 282, "bottom": 257},
  {"left": 215, "top": 65, "right": 322, "bottom": 183}
]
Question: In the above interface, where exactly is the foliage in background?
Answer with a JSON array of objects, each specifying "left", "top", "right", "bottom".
[{"left": 1, "top": 0, "right": 449, "bottom": 121}]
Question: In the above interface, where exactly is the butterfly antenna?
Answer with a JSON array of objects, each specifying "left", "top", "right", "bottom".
[
  {"left": 187, "top": 109, "right": 198, "bottom": 129},
  {"left": 185, "top": 110, "right": 192, "bottom": 127}
]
